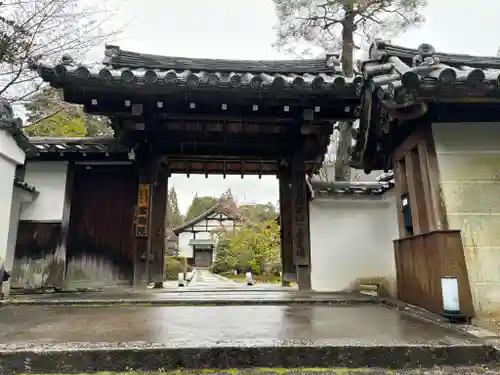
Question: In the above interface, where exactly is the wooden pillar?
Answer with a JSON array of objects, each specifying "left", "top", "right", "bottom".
[
  {"left": 148, "top": 156, "right": 169, "bottom": 288},
  {"left": 290, "top": 150, "right": 312, "bottom": 291},
  {"left": 278, "top": 166, "right": 295, "bottom": 287},
  {"left": 392, "top": 126, "right": 448, "bottom": 237}
]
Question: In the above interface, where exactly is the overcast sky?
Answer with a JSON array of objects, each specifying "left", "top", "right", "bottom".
[{"left": 27, "top": 0, "right": 500, "bottom": 213}]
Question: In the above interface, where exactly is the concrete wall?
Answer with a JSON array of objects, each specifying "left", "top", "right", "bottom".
[
  {"left": 309, "top": 193, "right": 399, "bottom": 296},
  {"left": 433, "top": 122, "right": 500, "bottom": 315},
  {"left": 20, "top": 162, "right": 68, "bottom": 222},
  {"left": 0, "top": 130, "right": 25, "bottom": 284}
]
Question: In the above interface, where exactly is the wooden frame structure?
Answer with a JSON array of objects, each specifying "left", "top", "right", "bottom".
[
  {"left": 22, "top": 46, "right": 364, "bottom": 289},
  {"left": 355, "top": 41, "right": 500, "bottom": 318}
]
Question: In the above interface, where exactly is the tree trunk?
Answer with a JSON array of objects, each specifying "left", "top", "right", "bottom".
[{"left": 334, "top": 11, "right": 355, "bottom": 182}]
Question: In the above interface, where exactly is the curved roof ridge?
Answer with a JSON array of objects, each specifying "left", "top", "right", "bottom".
[{"left": 103, "top": 44, "right": 334, "bottom": 73}]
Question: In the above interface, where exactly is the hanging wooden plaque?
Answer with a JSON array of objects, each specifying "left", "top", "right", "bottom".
[{"left": 135, "top": 183, "right": 150, "bottom": 237}]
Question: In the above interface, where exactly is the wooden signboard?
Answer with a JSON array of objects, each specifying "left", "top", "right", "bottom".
[{"left": 135, "top": 183, "right": 150, "bottom": 237}]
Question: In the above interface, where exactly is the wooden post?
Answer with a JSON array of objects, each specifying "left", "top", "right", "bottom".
[
  {"left": 290, "top": 150, "right": 311, "bottom": 291},
  {"left": 59, "top": 162, "right": 75, "bottom": 289},
  {"left": 148, "top": 156, "right": 169, "bottom": 288},
  {"left": 278, "top": 166, "right": 295, "bottom": 286}
]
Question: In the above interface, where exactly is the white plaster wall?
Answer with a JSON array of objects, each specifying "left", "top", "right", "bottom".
[
  {"left": 20, "top": 162, "right": 68, "bottom": 222},
  {"left": 0, "top": 130, "right": 25, "bottom": 274},
  {"left": 0, "top": 157, "right": 17, "bottom": 268},
  {"left": 432, "top": 122, "right": 500, "bottom": 314},
  {"left": 191, "top": 217, "right": 236, "bottom": 232},
  {"left": 310, "top": 194, "right": 399, "bottom": 296},
  {"left": 177, "top": 232, "right": 194, "bottom": 258},
  {"left": 0, "top": 130, "right": 25, "bottom": 165}
]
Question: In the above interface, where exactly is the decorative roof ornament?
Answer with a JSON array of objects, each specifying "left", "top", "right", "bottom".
[
  {"left": 0, "top": 98, "right": 22, "bottom": 130},
  {"left": 61, "top": 53, "right": 74, "bottom": 66},
  {"left": 103, "top": 45, "right": 121, "bottom": 64}
]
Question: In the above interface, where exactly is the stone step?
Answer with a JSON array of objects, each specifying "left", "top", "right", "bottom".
[{"left": 0, "top": 343, "right": 498, "bottom": 373}]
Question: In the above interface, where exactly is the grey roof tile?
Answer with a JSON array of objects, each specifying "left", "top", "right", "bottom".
[{"left": 32, "top": 45, "right": 364, "bottom": 93}]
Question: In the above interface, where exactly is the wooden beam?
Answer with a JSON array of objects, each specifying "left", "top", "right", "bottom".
[{"left": 405, "top": 148, "right": 429, "bottom": 234}]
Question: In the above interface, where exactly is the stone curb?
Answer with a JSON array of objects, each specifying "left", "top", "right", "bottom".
[
  {"left": 379, "top": 298, "right": 500, "bottom": 344},
  {"left": 0, "top": 343, "right": 498, "bottom": 374},
  {"left": 2, "top": 297, "right": 378, "bottom": 306}
]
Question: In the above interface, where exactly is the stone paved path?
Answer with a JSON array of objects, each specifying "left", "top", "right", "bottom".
[{"left": 188, "top": 269, "right": 240, "bottom": 288}]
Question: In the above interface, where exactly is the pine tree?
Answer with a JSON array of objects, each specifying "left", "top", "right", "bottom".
[
  {"left": 273, "top": 0, "right": 426, "bottom": 180},
  {"left": 185, "top": 196, "right": 218, "bottom": 220},
  {"left": 166, "top": 187, "right": 184, "bottom": 228}
]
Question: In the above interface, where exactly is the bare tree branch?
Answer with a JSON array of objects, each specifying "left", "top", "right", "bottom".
[
  {"left": 273, "top": 0, "right": 426, "bottom": 180},
  {"left": 0, "top": 0, "right": 123, "bottom": 102}
]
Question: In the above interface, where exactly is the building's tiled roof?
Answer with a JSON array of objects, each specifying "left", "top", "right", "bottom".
[
  {"left": 361, "top": 41, "right": 500, "bottom": 105},
  {"left": 32, "top": 45, "right": 363, "bottom": 93},
  {"left": 105, "top": 45, "right": 337, "bottom": 73},
  {"left": 353, "top": 41, "right": 500, "bottom": 172},
  {"left": 173, "top": 204, "right": 221, "bottom": 234},
  {"left": 311, "top": 172, "right": 394, "bottom": 197},
  {"left": 173, "top": 200, "right": 245, "bottom": 234},
  {"left": 25, "top": 136, "right": 130, "bottom": 155},
  {"left": 14, "top": 178, "right": 38, "bottom": 195}
]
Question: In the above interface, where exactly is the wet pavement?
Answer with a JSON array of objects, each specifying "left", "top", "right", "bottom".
[
  {"left": 0, "top": 304, "right": 483, "bottom": 346},
  {"left": 3, "top": 272, "right": 500, "bottom": 372},
  {"left": 0, "top": 304, "right": 498, "bottom": 372}
]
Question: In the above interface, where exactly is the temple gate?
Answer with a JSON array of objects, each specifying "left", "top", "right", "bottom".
[{"left": 25, "top": 46, "right": 362, "bottom": 290}]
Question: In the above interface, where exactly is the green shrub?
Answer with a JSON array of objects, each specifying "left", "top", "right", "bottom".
[{"left": 164, "top": 257, "right": 186, "bottom": 280}]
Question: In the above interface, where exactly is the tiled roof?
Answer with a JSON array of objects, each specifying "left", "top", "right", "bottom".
[
  {"left": 26, "top": 137, "right": 129, "bottom": 155},
  {"left": 361, "top": 41, "right": 500, "bottom": 105},
  {"left": 311, "top": 173, "right": 394, "bottom": 197},
  {"left": 14, "top": 178, "right": 38, "bottom": 195},
  {"left": 105, "top": 45, "right": 337, "bottom": 73},
  {"left": 0, "top": 98, "right": 33, "bottom": 152},
  {"left": 32, "top": 45, "right": 364, "bottom": 93},
  {"left": 353, "top": 41, "right": 500, "bottom": 172}
]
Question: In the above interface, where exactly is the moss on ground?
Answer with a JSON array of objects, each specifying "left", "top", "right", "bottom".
[{"left": 21, "top": 369, "right": 390, "bottom": 375}]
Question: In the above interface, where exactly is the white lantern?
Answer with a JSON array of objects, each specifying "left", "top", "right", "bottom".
[
  {"left": 441, "top": 276, "right": 460, "bottom": 313},
  {"left": 441, "top": 276, "right": 466, "bottom": 323},
  {"left": 178, "top": 272, "right": 185, "bottom": 287}
]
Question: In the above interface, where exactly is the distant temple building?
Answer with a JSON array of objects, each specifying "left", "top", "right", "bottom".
[{"left": 173, "top": 203, "right": 242, "bottom": 268}]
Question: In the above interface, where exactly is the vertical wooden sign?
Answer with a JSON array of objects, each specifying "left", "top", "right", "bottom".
[{"left": 135, "top": 183, "right": 150, "bottom": 237}]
